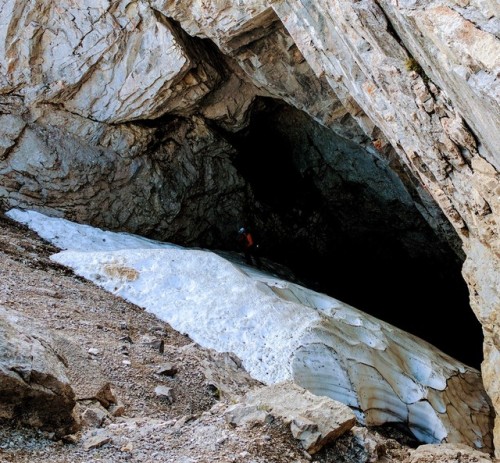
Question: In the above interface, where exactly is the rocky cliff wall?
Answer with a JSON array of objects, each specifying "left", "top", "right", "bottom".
[{"left": 0, "top": 0, "right": 498, "bottom": 454}]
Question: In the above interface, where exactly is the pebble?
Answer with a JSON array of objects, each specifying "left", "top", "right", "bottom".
[
  {"left": 155, "top": 362, "right": 178, "bottom": 376},
  {"left": 83, "top": 434, "right": 112, "bottom": 451},
  {"left": 121, "top": 442, "right": 133, "bottom": 452},
  {"left": 154, "top": 386, "right": 174, "bottom": 404}
]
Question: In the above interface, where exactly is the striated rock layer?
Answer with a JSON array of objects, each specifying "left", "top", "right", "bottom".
[{"left": 0, "top": 0, "right": 499, "bottom": 454}]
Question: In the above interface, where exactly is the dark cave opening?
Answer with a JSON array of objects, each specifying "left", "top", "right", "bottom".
[{"left": 228, "top": 98, "right": 483, "bottom": 369}]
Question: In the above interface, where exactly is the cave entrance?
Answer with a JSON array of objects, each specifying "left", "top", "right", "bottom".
[{"left": 229, "top": 97, "right": 483, "bottom": 369}]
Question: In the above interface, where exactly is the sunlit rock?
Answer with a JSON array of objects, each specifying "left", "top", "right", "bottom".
[
  {"left": 0, "top": 0, "right": 220, "bottom": 122},
  {"left": 226, "top": 381, "right": 356, "bottom": 454},
  {"left": 405, "top": 443, "right": 495, "bottom": 463},
  {"left": 155, "top": 1, "right": 350, "bottom": 132}
]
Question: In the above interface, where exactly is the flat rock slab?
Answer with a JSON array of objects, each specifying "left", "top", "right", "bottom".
[{"left": 226, "top": 381, "right": 356, "bottom": 454}]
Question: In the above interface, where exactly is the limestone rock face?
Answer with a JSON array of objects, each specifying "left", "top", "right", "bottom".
[
  {"left": 1, "top": 0, "right": 223, "bottom": 123},
  {"left": 270, "top": 2, "right": 500, "bottom": 343},
  {"left": 0, "top": 0, "right": 499, "bottom": 455},
  {"left": 156, "top": 2, "right": 352, "bottom": 133},
  {"left": 0, "top": 101, "right": 249, "bottom": 246},
  {"left": 0, "top": 0, "right": 256, "bottom": 246},
  {"left": 0, "top": 306, "right": 78, "bottom": 435}
]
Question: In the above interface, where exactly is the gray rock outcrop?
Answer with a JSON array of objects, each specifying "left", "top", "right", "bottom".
[
  {"left": 0, "top": 304, "right": 120, "bottom": 436},
  {"left": 0, "top": 306, "right": 78, "bottom": 435},
  {"left": 225, "top": 381, "right": 356, "bottom": 454}
]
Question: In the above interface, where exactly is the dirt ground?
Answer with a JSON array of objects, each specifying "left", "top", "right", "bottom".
[{"left": 0, "top": 212, "right": 417, "bottom": 463}]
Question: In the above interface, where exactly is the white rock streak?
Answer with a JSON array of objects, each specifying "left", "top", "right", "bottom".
[{"left": 7, "top": 208, "right": 493, "bottom": 451}]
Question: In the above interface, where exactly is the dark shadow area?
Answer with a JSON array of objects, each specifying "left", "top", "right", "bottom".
[
  {"left": 314, "top": 423, "right": 420, "bottom": 463},
  {"left": 227, "top": 98, "right": 483, "bottom": 369}
]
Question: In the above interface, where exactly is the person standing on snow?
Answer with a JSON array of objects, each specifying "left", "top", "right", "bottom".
[{"left": 237, "top": 227, "right": 262, "bottom": 267}]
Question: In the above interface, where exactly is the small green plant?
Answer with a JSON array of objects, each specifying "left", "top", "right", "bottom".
[
  {"left": 405, "top": 57, "right": 429, "bottom": 83},
  {"left": 257, "top": 404, "right": 272, "bottom": 412}
]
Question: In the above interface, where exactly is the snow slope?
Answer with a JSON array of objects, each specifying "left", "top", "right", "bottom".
[{"left": 6, "top": 208, "right": 492, "bottom": 449}]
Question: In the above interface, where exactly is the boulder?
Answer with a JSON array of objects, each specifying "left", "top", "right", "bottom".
[
  {"left": 0, "top": 305, "right": 119, "bottom": 435},
  {"left": 226, "top": 381, "right": 356, "bottom": 454},
  {"left": 0, "top": 306, "right": 78, "bottom": 436}
]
